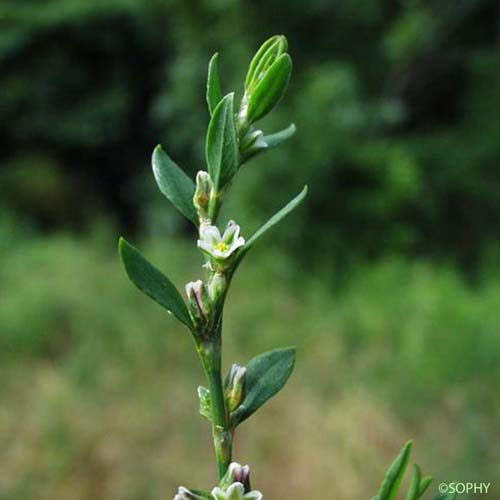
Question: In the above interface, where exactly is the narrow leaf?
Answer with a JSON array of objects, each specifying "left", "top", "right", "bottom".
[
  {"left": 406, "top": 465, "right": 422, "bottom": 500},
  {"left": 242, "top": 124, "right": 296, "bottom": 163},
  {"left": 183, "top": 488, "right": 212, "bottom": 500},
  {"left": 262, "top": 123, "right": 296, "bottom": 148},
  {"left": 152, "top": 145, "right": 197, "bottom": 224},
  {"left": 119, "top": 238, "right": 192, "bottom": 329},
  {"left": 377, "top": 440, "right": 412, "bottom": 500},
  {"left": 418, "top": 477, "right": 433, "bottom": 498},
  {"left": 239, "top": 186, "right": 307, "bottom": 259},
  {"left": 433, "top": 493, "right": 457, "bottom": 500},
  {"left": 246, "top": 53, "right": 292, "bottom": 123},
  {"left": 232, "top": 347, "right": 296, "bottom": 425},
  {"left": 206, "top": 93, "right": 239, "bottom": 190},
  {"left": 206, "top": 53, "right": 223, "bottom": 115}
]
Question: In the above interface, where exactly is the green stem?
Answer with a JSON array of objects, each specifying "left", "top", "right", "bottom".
[{"left": 198, "top": 337, "right": 232, "bottom": 480}]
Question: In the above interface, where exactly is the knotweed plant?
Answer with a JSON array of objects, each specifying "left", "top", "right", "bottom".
[{"left": 119, "top": 36, "right": 456, "bottom": 500}]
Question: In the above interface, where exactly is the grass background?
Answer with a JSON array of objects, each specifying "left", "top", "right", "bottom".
[{"left": 1, "top": 222, "right": 498, "bottom": 499}]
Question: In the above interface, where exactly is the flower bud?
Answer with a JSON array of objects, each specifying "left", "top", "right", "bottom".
[
  {"left": 185, "top": 280, "right": 211, "bottom": 328},
  {"left": 219, "top": 463, "right": 251, "bottom": 491},
  {"left": 193, "top": 171, "right": 213, "bottom": 223},
  {"left": 240, "top": 35, "right": 291, "bottom": 127},
  {"left": 207, "top": 272, "right": 228, "bottom": 305},
  {"left": 225, "top": 364, "right": 246, "bottom": 413},
  {"left": 245, "top": 35, "right": 288, "bottom": 93}
]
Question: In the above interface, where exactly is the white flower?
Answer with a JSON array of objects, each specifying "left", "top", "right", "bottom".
[
  {"left": 198, "top": 221, "right": 245, "bottom": 260},
  {"left": 211, "top": 482, "right": 262, "bottom": 500}
]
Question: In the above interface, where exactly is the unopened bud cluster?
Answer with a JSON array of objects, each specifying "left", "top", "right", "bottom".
[{"left": 239, "top": 35, "right": 291, "bottom": 133}]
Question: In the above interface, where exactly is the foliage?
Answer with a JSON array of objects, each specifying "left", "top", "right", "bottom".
[{"left": 1, "top": 0, "right": 499, "bottom": 272}]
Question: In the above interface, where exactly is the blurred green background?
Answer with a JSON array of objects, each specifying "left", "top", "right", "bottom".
[{"left": 1, "top": 1, "right": 499, "bottom": 499}]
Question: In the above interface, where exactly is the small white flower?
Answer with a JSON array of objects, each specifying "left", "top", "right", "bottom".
[
  {"left": 198, "top": 221, "right": 245, "bottom": 260},
  {"left": 211, "top": 482, "right": 262, "bottom": 500}
]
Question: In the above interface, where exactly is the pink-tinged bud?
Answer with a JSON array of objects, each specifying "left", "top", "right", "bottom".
[
  {"left": 185, "top": 280, "right": 211, "bottom": 328},
  {"left": 225, "top": 364, "right": 246, "bottom": 412},
  {"left": 219, "top": 463, "right": 251, "bottom": 491}
]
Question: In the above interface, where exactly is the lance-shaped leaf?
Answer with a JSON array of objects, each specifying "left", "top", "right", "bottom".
[
  {"left": 206, "top": 53, "right": 223, "bottom": 116},
  {"left": 377, "top": 441, "right": 413, "bottom": 500},
  {"left": 119, "top": 238, "right": 193, "bottom": 329},
  {"left": 242, "top": 123, "right": 296, "bottom": 163},
  {"left": 152, "top": 145, "right": 197, "bottom": 225},
  {"left": 206, "top": 93, "right": 239, "bottom": 191},
  {"left": 175, "top": 487, "right": 212, "bottom": 500},
  {"left": 234, "top": 186, "right": 307, "bottom": 267},
  {"left": 231, "top": 347, "right": 295, "bottom": 425},
  {"left": 246, "top": 53, "right": 292, "bottom": 124},
  {"left": 406, "top": 465, "right": 432, "bottom": 500}
]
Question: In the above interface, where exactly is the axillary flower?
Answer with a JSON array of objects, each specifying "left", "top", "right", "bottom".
[{"left": 198, "top": 221, "right": 245, "bottom": 261}]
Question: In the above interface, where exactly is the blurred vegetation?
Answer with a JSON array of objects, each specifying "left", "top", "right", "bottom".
[{"left": 1, "top": 1, "right": 499, "bottom": 499}]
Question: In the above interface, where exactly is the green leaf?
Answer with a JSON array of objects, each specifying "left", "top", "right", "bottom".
[
  {"left": 242, "top": 123, "right": 296, "bottom": 162},
  {"left": 262, "top": 123, "right": 296, "bottom": 148},
  {"left": 433, "top": 493, "right": 457, "bottom": 500},
  {"left": 377, "top": 440, "right": 413, "bottom": 500},
  {"left": 236, "top": 186, "right": 307, "bottom": 264},
  {"left": 405, "top": 464, "right": 421, "bottom": 500},
  {"left": 231, "top": 347, "right": 296, "bottom": 425},
  {"left": 246, "top": 53, "right": 292, "bottom": 123},
  {"left": 206, "top": 93, "right": 239, "bottom": 190},
  {"left": 418, "top": 476, "right": 433, "bottom": 498},
  {"left": 119, "top": 238, "right": 193, "bottom": 329},
  {"left": 206, "top": 52, "right": 223, "bottom": 115},
  {"left": 152, "top": 145, "right": 197, "bottom": 225},
  {"left": 406, "top": 465, "right": 425, "bottom": 500},
  {"left": 183, "top": 488, "right": 212, "bottom": 500}
]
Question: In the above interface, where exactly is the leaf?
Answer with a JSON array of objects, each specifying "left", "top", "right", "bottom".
[
  {"left": 418, "top": 476, "right": 433, "bottom": 498},
  {"left": 433, "top": 493, "right": 457, "bottom": 500},
  {"left": 182, "top": 488, "right": 212, "bottom": 500},
  {"left": 246, "top": 53, "right": 292, "bottom": 123},
  {"left": 152, "top": 145, "right": 197, "bottom": 224},
  {"left": 242, "top": 124, "right": 296, "bottom": 163},
  {"left": 206, "top": 93, "right": 239, "bottom": 190},
  {"left": 206, "top": 52, "right": 223, "bottom": 115},
  {"left": 119, "top": 238, "right": 193, "bottom": 329},
  {"left": 377, "top": 440, "right": 413, "bottom": 500},
  {"left": 262, "top": 123, "right": 296, "bottom": 148},
  {"left": 406, "top": 465, "right": 423, "bottom": 500},
  {"left": 231, "top": 347, "right": 296, "bottom": 425},
  {"left": 236, "top": 186, "right": 307, "bottom": 264}
]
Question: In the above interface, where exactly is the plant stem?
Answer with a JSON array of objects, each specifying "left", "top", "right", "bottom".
[{"left": 198, "top": 337, "right": 232, "bottom": 480}]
